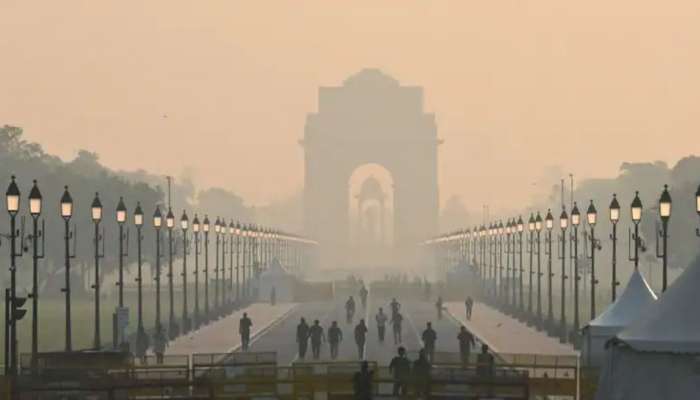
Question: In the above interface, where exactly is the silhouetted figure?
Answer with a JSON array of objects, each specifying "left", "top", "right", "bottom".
[
  {"left": 354, "top": 319, "right": 368, "bottom": 359},
  {"left": 346, "top": 296, "right": 356, "bottom": 323},
  {"left": 309, "top": 319, "right": 325, "bottom": 360},
  {"left": 477, "top": 344, "right": 495, "bottom": 377},
  {"left": 435, "top": 296, "right": 443, "bottom": 320},
  {"left": 375, "top": 307, "right": 388, "bottom": 343},
  {"left": 458, "top": 326, "right": 476, "bottom": 366},
  {"left": 328, "top": 321, "right": 343, "bottom": 360},
  {"left": 413, "top": 349, "right": 432, "bottom": 398},
  {"left": 239, "top": 312, "right": 253, "bottom": 351},
  {"left": 153, "top": 328, "right": 167, "bottom": 364},
  {"left": 353, "top": 361, "right": 373, "bottom": 400},
  {"left": 421, "top": 322, "right": 437, "bottom": 362},
  {"left": 465, "top": 296, "right": 474, "bottom": 320},
  {"left": 390, "top": 298, "right": 401, "bottom": 320},
  {"left": 296, "top": 318, "right": 310, "bottom": 359},
  {"left": 270, "top": 286, "right": 276, "bottom": 305},
  {"left": 392, "top": 311, "right": 403, "bottom": 344},
  {"left": 389, "top": 346, "right": 411, "bottom": 396},
  {"left": 359, "top": 285, "right": 368, "bottom": 309}
]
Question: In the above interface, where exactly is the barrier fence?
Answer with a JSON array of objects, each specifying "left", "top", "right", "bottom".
[{"left": 3, "top": 351, "right": 580, "bottom": 399}]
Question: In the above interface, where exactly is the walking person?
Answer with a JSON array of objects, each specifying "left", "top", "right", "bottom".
[
  {"left": 309, "top": 319, "right": 325, "bottom": 360},
  {"left": 413, "top": 349, "right": 432, "bottom": 398},
  {"left": 353, "top": 361, "right": 374, "bottom": 400},
  {"left": 476, "top": 344, "right": 495, "bottom": 377},
  {"left": 328, "top": 321, "right": 343, "bottom": 360},
  {"left": 421, "top": 322, "right": 437, "bottom": 363},
  {"left": 346, "top": 296, "right": 356, "bottom": 324},
  {"left": 435, "top": 296, "right": 443, "bottom": 320},
  {"left": 457, "top": 326, "right": 476, "bottom": 366},
  {"left": 375, "top": 307, "right": 388, "bottom": 343},
  {"left": 297, "top": 317, "right": 310, "bottom": 360},
  {"left": 388, "top": 346, "right": 411, "bottom": 396},
  {"left": 390, "top": 298, "right": 401, "bottom": 320},
  {"left": 359, "top": 285, "right": 368, "bottom": 309},
  {"left": 354, "top": 319, "right": 368, "bottom": 359},
  {"left": 392, "top": 311, "right": 404, "bottom": 344},
  {"left": 465, "top": 296, "right": 474, "bottom": 320},
  {"left": 239, "top": 312, "right": 253, "bottom": 351}
]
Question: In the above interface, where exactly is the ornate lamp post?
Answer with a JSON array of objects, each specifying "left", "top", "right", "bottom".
[
  {"left": 115, "top": 197, "right": 129, "bottom": 348},
  {"left": 497, "top": 221, "right": 504, "bottom": 302},
  {"left": 570, "top": 202, "right": 581, "bottom": 343},
  {"left": 180, "top": 211, "right": 191, "bottom": 333},
  {"left": 527, "top": 215, "right": 535, "bottom": 318},
  {"left": 235, "top": 222, "right": 241, "bottom": 303},
  {"left": 221, "top": 219, "right": 229, "bottom": 310},
  {"left": 504, "top": 221, "right": 512, "bottom": 308},
  {"left": 214, "top": 217, "right": 221, "bottom": 313},
  {"left": 629, "top": 192, "right": 644, "bottom": 271},
  {"left": 535, "top": 212, "right": 543, "bottom": 325},
  {"left": 609, "top": 194, "right": 621, "bottom": 300},
  {"left": 166, "top": 208, "right": 178, "bottom": 339},
  {"left": 192, "top": 214, "right": 201, "bottom": 327},
  {"left": 656, "top": 185, "right": 671, "bottom": 292},
  {"left": 134, "top": 202, "right": 148, "bottom": 358},
  {"left": 90, "top": 193, "right": 104, "bottom": 350},
  {"left": 152, "top": 206, "right": 163, "bottom": 339},
  {"left": 544, "top": 210, "right": 554, "bottom": 329},
  {"left": 4, "top": 176, "right": 25, "bottom": 375},
  {"left": 229, "top": 221, "right": 236, "bottom": 307},
  {"left": 241, "top": 225, "right": 248, "bottom": 300},
  {"left": 203, "top": 215, "right": 210, "bottom": 319},
  {"left": 517, "top": 217, "right": 524, "bottom": 314},
  {"left": 60, "top": 186, "right": 76, "bottom": 351},
  {"left": 584, "top": 200, "right": 600, "bottom": 320},
  {"left": 558, "top": 207, "right": 569, "bottom": 341},
  {"left": 29, "top": 181, "right": 45, "bottom": 364}
]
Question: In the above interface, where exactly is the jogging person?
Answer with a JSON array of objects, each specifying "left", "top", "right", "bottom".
[
  {"left": 354, "top": 319, "right": 368, "bottom": 359},
  {"left": 457, "top": 326, "right": 476, "bottom": 366},
  {"left": 309, "top": 319, "right": 325, "bottom": 360},
  {"left": 375, "top": 307, "right": 388, "bottom": 343},
  {"left": 346, "top": 296, "right": 356, "bottom": 324},
  {"left": 392, "top": 311, "right": 403, "bottom": 344},
  {"left": 388, "top": 346, "right": 411, "bottom": 396},
  {"left": 422, "top": 322, "right": 437, "bottom": 362},
  {"left": 328, "top": 321, "right": 343, "bottom": 360},
  {"left": 296, "top": 317, "right": 310, "bottom": 359},
  {"left": 239, "top": 312, "right": 253, "bottom": 351}
]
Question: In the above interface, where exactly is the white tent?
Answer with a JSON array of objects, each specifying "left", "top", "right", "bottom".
[
  {"left": 581, "top": 269, "right": 657, "bottom": 367},
  {"left": 258, "top": 259, "right": 295, "bottom": 303},
  {"left": 595, "top": 257, "right": 700, "bottom": 400}
]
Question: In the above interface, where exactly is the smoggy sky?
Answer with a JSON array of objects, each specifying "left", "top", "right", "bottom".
[{"left": 1, "top": 1, "right": 699, "bottom": 215}]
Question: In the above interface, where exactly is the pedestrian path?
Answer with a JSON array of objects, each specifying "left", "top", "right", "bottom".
[
  {"left": 445, "top": 302, "right": 576, "bottom": 356},
  {"left": 166, "top": 303, "right": 297, "bottom": 355}
]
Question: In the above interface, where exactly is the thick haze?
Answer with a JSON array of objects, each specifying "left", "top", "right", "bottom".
[{"left": 1, "top": 1, "right": 699, "bottom": 214}]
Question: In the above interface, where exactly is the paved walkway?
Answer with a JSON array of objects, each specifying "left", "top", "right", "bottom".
[
  {"left": 166, "top": 303, "right": 297, "bottom": 355},
  {"left": 446, "top": 302, "right": 576, "bottom": 356}
]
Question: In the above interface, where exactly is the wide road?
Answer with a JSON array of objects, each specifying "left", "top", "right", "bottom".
[{"left": 243, "top": 290, "right": 472, "bottom": 365}]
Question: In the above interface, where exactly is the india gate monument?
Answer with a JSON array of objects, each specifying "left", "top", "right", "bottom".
[{"left": 302, "top": 69, "right": 440, "bottom": 269}]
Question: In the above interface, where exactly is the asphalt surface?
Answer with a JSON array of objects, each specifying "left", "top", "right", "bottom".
[{"left": 244, "top": 291, "right": 471, "bottom": 365}]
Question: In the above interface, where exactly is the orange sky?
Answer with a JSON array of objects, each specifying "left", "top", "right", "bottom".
[{"left": 1, "top": 1, "right": 699, "bottom": 215}]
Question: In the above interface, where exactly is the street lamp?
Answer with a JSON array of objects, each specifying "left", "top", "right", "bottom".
[
  {"left": 515, "top": 217, "right": 524, "bottom": 314},
  {"left": 180, "top": 210, "right": 191, "bottom": 333},
  {"left": 60, "top": 186, "right": 76, "bottom": 351},
  {"left": 166, "top": 208, "right": 178, "bottom": 339},
  {"left": 134, "top": 202, "right": 148, "bottom": 359},
  {"left": 656, "top": 185, "right": 672, "bottom": 292},
  {"left": 203, "top": 215, "right": 210, "bottom": 319},
  {"left": 585, "top": 200, "right": 600, "bottom": 320},
  {"left": 220, "top": 219, "right": 229, "bottom": 311},
  {"left": 229, "top": 221, "right": 236, "bottom": 308},
  {"left": 505, "top": 220, "right": 512, "bottom": 308},
  {"left": 609, "top": 194, "right": 621, "bottom": 301},
  {"left": 90, "top": 192, "right": 104, "bottom": 350},
  {"left": 214, "top": 217, "right": 221, "bottom": 313},
  {"left": 497, "top": 221, "right": 504, "bottom": 302},
  {"left": 4, "top": 176, "right": 26, "bottom": 376},
  {"left": 629, "top": 191, "right": 644, "bottom": 271},
  {"left": 192, "top": 214, "right": 201, "bottom": 327},
  {"left": 115, "top": 196, "right": 129, "bottom": 348},
  {"left": 535, "top": 212, "right": 543, "bottom": 326},
  {"left": 558, "top": 207, "right": 568, "bottom": 342},
  {"left": 570, "top": 202, "right": 581, "bottom": 344},
  {"left": 235, "top": 222, "right": 241, "bottom": 303},
  {"left": 545, "top": 210, "right": 554, "bottom": 330},
  {"left": 152, "top": 206, "right": 163, "bottom": 343},
  {"left": 28, "top": 181, "right": 45, "bottom": 367},
  {"left": 527, "top": 215, "right": 535, "bottom": 318}
]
